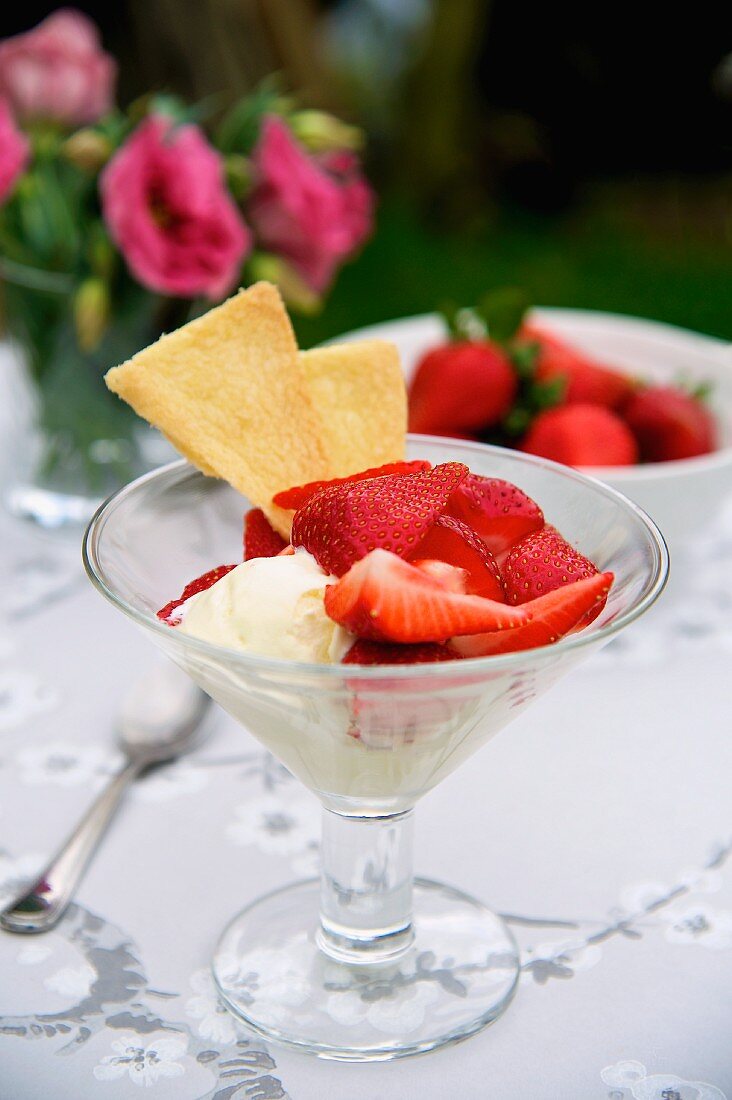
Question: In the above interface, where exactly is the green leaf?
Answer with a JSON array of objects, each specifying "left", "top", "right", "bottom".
[
  {"left": 529, "top": 376, "right": 566, "bottom": 411},
  {"left": 691, "top": 380, "right": 714, "bottom": 401},
  {"left": 509, "top": 340, "right": 540, "bottom": 380},
  {"left": 438, "top": 300, "right": 462, "bottom": 339},
  {"left": 215, "top": 77, "right": 288, "bottom": 155},
  {"left": 475, "top": 287, "right": 530, "bottom": 344},
  {"left": 502, "top": 406, "right": 532, "bottom": 436}
]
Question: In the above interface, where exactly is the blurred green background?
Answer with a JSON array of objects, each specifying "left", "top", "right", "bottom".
[{"left": 7, "top": 0, "right": 732, "bottom": 348}]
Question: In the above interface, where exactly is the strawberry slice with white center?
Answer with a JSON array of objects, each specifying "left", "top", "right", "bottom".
[
  {"left": 451, "top": 571, "right": 613, "bottom": 656},
  {"left": 410, "top": 558, "right": 468, "bottom": 592},
  {"left": 243, "top": 508, "right": 288, "bottom": 560},
  {"left": 272, "top": 460, "right": 431, "bottom": 510},
  {"left": 448, "top": 474, "right": 544, "bottom": 559},
  {"left": 502, "top": 525, "right": 598, "bottom": 605},
  {"left": 324, "top": 549, "right": 527, "bottom": 644},
  {"left": 157, "top": 564, "right": 237, "bottom": 626},
  {"left": 411, "top": 514, "right": 505, "bottom": 600},
  {"left": 292, "top": 462, "right": 469, "bottom": 577}
]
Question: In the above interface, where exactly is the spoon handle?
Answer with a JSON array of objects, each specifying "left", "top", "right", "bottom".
[{"left": 1, "top": 757, "right": 143, "bottom": 933}]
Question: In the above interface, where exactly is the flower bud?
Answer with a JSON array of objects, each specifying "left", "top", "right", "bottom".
[
  {"left": 289, "top": 110, "right": 364, "bottom": 154},
  {"left": 224, "top": 154, "right": 252, "bottom": 200},
  {"left": 74, "top": 277, "right": 109, "bottom": 351},
  {"left": 248, "top": 254, "right": 321, "bottom": 315},
  {"left": 62, "top": 129, "right": 112, "bottom": 172}
]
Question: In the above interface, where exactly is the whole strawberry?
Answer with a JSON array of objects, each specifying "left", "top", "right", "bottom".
[
  {"left": 521, "top": 324, "right": 635, "bottom": 410},
  {"left": 521, "top": 404, "right": 638, "bottom": 467},
  {"left": 623, "top": 385, "right": 716, "bottom": 462},
  {"left": 409, "top": 341, "right": 517, "bottom": 434}
]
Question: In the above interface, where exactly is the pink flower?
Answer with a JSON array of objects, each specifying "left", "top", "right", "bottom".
[
  {"left": 0, "top": 9, "right": 116, "bottom": 127},
  {"left": 0, "top": 99, "right": 29, "bottom": 204},
  {"left": 248, "top": 115, "right": 374, "bottom": 294},
  {"left": 100, "top": 115, "right": 251, "bottom": 300}
]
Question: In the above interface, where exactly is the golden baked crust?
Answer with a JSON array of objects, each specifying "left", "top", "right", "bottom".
[
  {"left": 105, "top": 283, "right": 330, "bottom": 535},
  {"left": 298, "top": 340, "right": 406, "bottom": 476}
]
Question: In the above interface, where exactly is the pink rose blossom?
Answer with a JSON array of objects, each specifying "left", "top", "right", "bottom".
[
  {"left": 248, "top": 115, "right": 374, "bottom": 294},
  {"left": 0, "top": 99, "right": 29, "bottom": 204},
  {"left": 0, "top": 9, "right": 116, "bottom": 127},
  {"left": 100, "top": 115, "right": 251, "bottom": 300}
]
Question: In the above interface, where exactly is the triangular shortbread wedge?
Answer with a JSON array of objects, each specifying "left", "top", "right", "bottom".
[
  {"left": 298, "top": 340, "right": 406, "bottom": 477},
  {"left": 105, "top": 283, "right": 330, "bottom": 535}
]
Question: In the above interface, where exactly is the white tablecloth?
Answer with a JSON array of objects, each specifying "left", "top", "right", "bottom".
[{"left": 0, "top": 492, "right": 731, "bottom": 1099}]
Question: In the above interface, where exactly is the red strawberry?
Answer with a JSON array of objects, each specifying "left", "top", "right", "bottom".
[
  {"left": 502, "top": 526, "right": 598, "bottom": 607},
  {"left": 324, "top": 549, "right": 526, "bottom": 644},
  {"left": 292, "top": 462, "right": 469, "bottom": 577},
  {"left": 448, "top": 474, "right": 544, "bottom": 558},
  {"left": 343, "top": 639, "right": 461, "bottom": 665},
  {"left": 157, "top": 564, "right": 237, "bottom": 625},
  {"left": 521, "top": 404, "right": 638, "bottom": 466},
  {"left": 410, "top": 514, "right": 505, "bottom": 600},
  {"left": 452, "top": 571, "right": 613, "bottom": 656},
  {"left": 521, "top": 324, "right": 635, "bottom": 409},
  {"left": 272, "top": 460, "right": 431, "bottom": 510},
  {"left": 409, "top": 341, "right": 518, "bottom": 434},
  {"left": 623, "top": 385, "right": 716, "bottom": 462},
  {"left": 244, "top": 508, "right": 288, "bottom": 560}
]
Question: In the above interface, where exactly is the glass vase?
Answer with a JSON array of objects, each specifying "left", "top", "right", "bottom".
[{"left": 0, "top": 260, "right": 180, "bottom": 528}]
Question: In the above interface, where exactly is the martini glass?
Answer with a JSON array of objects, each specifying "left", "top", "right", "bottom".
[{"left": 83, "top": 438, "right": 668, "bottom": 1060}]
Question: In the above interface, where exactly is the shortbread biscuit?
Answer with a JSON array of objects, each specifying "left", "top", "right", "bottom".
[
  {"left": 299, "top": 340, "right": 406, "bottom": 476},
  {"left": 105, "top": 283, "right": 330, "bottom": 535}
]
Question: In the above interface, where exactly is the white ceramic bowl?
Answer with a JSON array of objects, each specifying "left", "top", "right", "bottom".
[{"left": 338, "top": 309, "right": 732, "bottom": 549}]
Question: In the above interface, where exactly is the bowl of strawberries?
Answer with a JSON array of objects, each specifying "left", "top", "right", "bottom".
[{"left": 339, "top": 293, "right": 732, "bottom": 548}]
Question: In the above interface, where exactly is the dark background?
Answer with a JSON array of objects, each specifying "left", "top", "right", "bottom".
[{"left": 4, "top": 0, "right": 732, "bottom": 346}]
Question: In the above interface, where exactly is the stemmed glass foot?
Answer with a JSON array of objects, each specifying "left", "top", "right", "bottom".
[{"left": 212, "top": 877, "right": 519, "bottom": 1061}]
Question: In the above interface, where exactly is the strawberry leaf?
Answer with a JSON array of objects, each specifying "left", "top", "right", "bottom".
[
  {"left": 502, "top": 406, "right": 532, "bottom": 436},
  {"left": 475, "top": 287, "right": 530, "bottom": 345},
  {"left": 509, "top": 340, "right": 540, "bottom": 380},
  {"left": 529, "top": 376, "right": 566, "bottom": 410}
]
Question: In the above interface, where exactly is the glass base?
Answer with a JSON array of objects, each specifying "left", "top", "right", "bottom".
[{"left": 212, "top": 877, "right": 520, "bottom": 1061}]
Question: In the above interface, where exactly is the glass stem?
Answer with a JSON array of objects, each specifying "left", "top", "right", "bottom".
[{"left": 317, "top": 808, "right": 415, "bottom": 965}]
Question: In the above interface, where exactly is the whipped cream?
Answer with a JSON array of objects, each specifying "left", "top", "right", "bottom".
[{"left": 178, "top": 551, "right": 351, "bottom": 664}]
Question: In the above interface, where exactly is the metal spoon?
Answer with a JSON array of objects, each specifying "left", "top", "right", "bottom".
[{"left": 1, "top": 662, "right": 210, "bottom": 934}]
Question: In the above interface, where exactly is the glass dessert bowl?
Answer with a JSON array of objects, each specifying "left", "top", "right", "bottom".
[{"left": 83, "top": 437, "right": 668, "bottom": 1061}]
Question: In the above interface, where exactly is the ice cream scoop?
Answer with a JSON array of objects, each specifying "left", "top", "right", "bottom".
[{"left": 179, "top": 550, "right": 351, "bottom": 663}]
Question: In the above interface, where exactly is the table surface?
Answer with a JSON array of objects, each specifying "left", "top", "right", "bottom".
[{"left": 1, "top": 395, "right": 731, "bottom": 1097}]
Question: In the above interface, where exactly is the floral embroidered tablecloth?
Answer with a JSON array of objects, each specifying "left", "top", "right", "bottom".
[{"left": 0, "top": 489, "right": 731, "bottom": 1099}]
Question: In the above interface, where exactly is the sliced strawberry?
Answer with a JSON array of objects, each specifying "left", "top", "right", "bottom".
[
  {"left": 324, "top": 549, "right": 526, "bottom": 644},
  {"left": 521, "top": 324, "right": 636, "bottom": 409},
  {"left": 502, "top": 526, "right": 598, "bottom": 607},
  {"left": 623, "top": 385, "right": 716, "bottom": 462},
  {"left": 343, "top": 639, "right": 461, "bottom": 665},
  {"left": 409, "top": 341, "right": 518, "bottom": 434},
  {"left": 272, "top": 460, "right": 431, "bottom": 510},
  {"left": 411, "top": 514, "right": 505, "bottom": 600},
  {"left": 411, "top": 558, "right": 469, "bottom": 592},
  {"left": 447, "top": 474, "right": 544, "bottom": 558},
  {"left": 157, "top": 564, "right": 237, "bottom": 625},
  {"left": 244, "top": 508, "right": 287, "bottom": 560},
  {"left": 452, "top": 571, "right": 613, "bottom": 656},
  {"left": 521, "top": 404, "right": 638, "bottom": 466},
  {"left": 292, "top": 462, "right": 469, "bottom": 577}
]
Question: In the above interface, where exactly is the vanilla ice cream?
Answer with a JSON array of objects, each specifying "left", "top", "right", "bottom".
[{"left": 178, "top": 551, "right": 351, "bottom": 663}]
